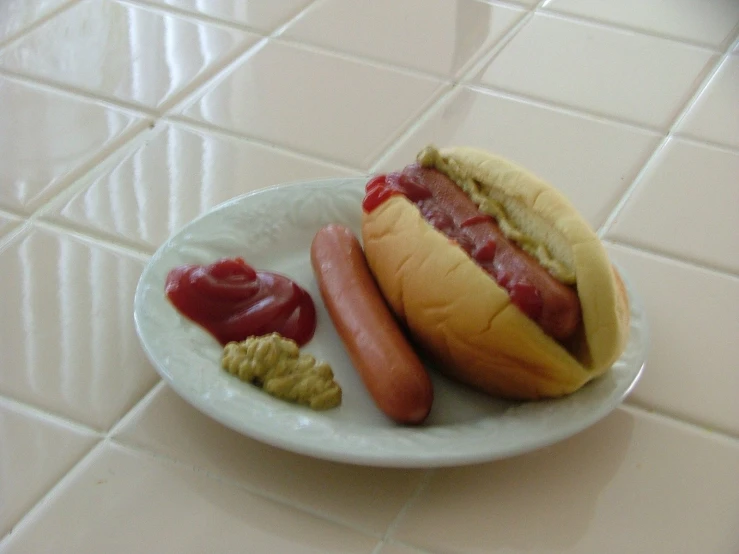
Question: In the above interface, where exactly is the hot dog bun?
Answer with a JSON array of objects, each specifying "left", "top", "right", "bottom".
[{"left": 361, "top": 146, "right": 630, "bottom": 399}]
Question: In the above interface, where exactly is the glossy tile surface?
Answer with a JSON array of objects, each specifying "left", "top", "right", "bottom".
[
  {"left": 0, "top": 0, "right": 70, "bottom": 45},
  {"left": 137, "top": 0, "right": 311, "bottom": 31},
  {"left": 46, "top": 124, "right": 358, "bottom": 250},
  {"left": 393, "top": 409, "right": 739, "bottom": 554},
  {"left": 0, "top": 228, "right": 159, "bottom": 430},
  {"left": 474, "top": 14, "right": 715, "bottom": 128},
  {"left": 0, "top": 77, "right": 143, "bottom": 212},
  {"left": 381, "top": 87, "right": 660, "bottom": 228},
  {"left": 0, "top": 214, "right": 23, "bottom": 239},
  {"left": 1, "top": 443, "right": 379, "bottom": 553},
  {"left": 0, "top": 0, "right": 258, "bottom": 110},
  {"left": 677, "top": 54, "right": 739, "bottom": 148},
  {"left": 607, "top": 139, "right": 739, "bottom": 274},
  {"left": 114, "top": 385, "right": 427, "bottom": 535},
  {"left": 0, "top": 400, "right": 98, "bottom": 537},
  {"left": 181, "top": 41, "right": 446, "bottom": 168},
  {"left": 607, "top": 244, "right": 739, "bottom": 437},
  {"left": 2, "top": 0, "right": 739, "bottom": 550},
  {"left": 282, "top": 0, "right": 525, "bottom": 78},
  {"left": 545, "top": 0, "right": 739, "bottom": 47}
]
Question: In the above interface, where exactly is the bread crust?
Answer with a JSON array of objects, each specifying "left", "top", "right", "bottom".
[{"left": 361, "top": 148, "right": 630, "bottom": 399}]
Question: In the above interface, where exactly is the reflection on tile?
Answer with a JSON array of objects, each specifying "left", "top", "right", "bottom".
[
  {"left": 677, "top": 55, "right": 739, "bottom": 148},
  {"left": 1, "top": 443, "right": 379, "bottom": 553},
  {"left": 0, "top": 0, "right": 258, "bottom": 110},
  {"left": 0, "top": 228, "right": 159, "bottom": 430},
  {"left": 0, "top": 213, "right": 24, "bottom": 238},
  {"left": 393, "top": 410, "right": 739, "bottom": 554},
  {"left": 546, "top": 0, "right": 739, "bottom": 48},
  {"left": 182, "top": 41, "right": 445, "bottom": 168},
  {"left": 607, "top": 245, "right": 739, "bottom": 436},
  {"left": 0, "top": 400, "right": 98, "bottom": 537},
  {"left": 141, "top": 0, "right": 311, "bottom": 31},
  {"left": 0, "top": 0, "right": 70, "bottom": 44},
  {"left": 282, "top": 0, "right": 524, "bottom": 78},
  {"left": 0, "top": 77, "right": 143, "bottom": 212},
  {"left": 607, "top": 139, "right": 739, "bottom": 274},
  {"left": 114, "top": 386, "right": 426, "bottom": 535},
  {"left": 381, "top": 87, "right": 660, "bottom": 228},
  {"left": 47, "top": 124, "right": 359, "bottom": 250},
  {"left": 475, "top": 14, "right": 715, "bottom": 128}
]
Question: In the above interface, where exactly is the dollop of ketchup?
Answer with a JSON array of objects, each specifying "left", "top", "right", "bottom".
[
  {"left": 165, "top": 257, "right": 316, "bottom": 346},
  {"left": 361, "top": 173, "right": 544, "bottom": 322}
]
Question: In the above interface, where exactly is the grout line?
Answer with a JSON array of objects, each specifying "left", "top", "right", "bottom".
[
  {"left": 0, "top": 375, "right": 166, "bottom": 548},
  {"left": 116, "top": 0, "right": 267, "bottom": 34},
  {"left": 0, "top": 440, "right": 105, "bottom": 548},
  {"left": 368, "top": 0, "right": 542, "bottom": 173},
  {"left": 604, "top": 239, "right": 739, "bottom": 282},
  {"left": 597, "top": 44, "right": 736, "bottom": 238},
  {"left": 0, "top": 394, "right": 102, "bottom": 438},
  {"left": 165, "top": 0, "right": 322, "bottom": 116},
  {"left": 107, "top": 437, "right": 385, "bottom": 539},
  {"left": 0, "top": 69, "right": 155, "bottom": 118},
  {"left": 105, "top": 380, "right": 166, "bottom": 437},
  {"left": 157, "top": 37, "right": 270, "bottom": 116},
  {"left": 270, "top": 0, "right": 326, "bottom": 37},
  {"left": 164, "top": 116, "right": 365, "bottom": 174},
  {"left": 271, "top": 35, "right": 452, "bottom": 82},
  {"left": 0, "top": 68, "right": 157, "bottom": 117},
  {"left": 536, "top": 7, "right": 723, "bottom": 52},
  {"left": 166, "top": 113, "right": 368, "bottom": 172},
  {"left": 463, "top": 83, "right": 663, "bottom": 134},
  {"left": 370, "top": 470, "right": 437, "bottom": 554},
  {"left": 155, "top": 33, "right": 265, "bottom": 115},
  {"left": 0, "top": 0, "right": 86, "bottom": 51},
  {"left": 622, "top": 404, "right": 739, "bottom": 445},
  {"left": 32, "top": 220, "right": 154, "bottom": 261},
  {"left": 671, "top": 133, "right": 739, "bottom": 155}
]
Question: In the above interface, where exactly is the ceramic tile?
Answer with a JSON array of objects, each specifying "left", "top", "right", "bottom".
[
  {"left": 545, "top": 0, "right": 739, "bottom": 48},
  {"left": 0, "top": 0, "right": 258, "bottom": 110},
  {"left": 139, "top": 0, "right": 311, "bottom": 31},
  {"left": 1, "top": 442, "right": 379, "bottom": 553},
  {"left": 46, "top": 124, "right": 359, "bottom": 251},
  {"left": 607, "top": 139, "right": 739, "bottom": 275},
  {"left": 0, "top": 77, "right": 143, "bottom": 213},
  {"left": 677, "top": 54, "right": 739, "bottom": 148},
  {"left": 0, "top": 0, "right": 70, "bottom": 45},
  {"left": 606, "top": 244, "right": 739, "bottom": 437},
  {"left": 114, "top": 385, "right": 427, "bottom": 535},
  {"left": 393, "top": 409, "right": 739, "bottom": 554},
  {"left": 474, "top": 13, "right": 716, "bottom": 129},
  {"left": 0, "top": 214, "right": 24, "bottom": 238},
  {"left": 381, "top": 87, "right": 660, "bottom": 228},
  {"left": 0, "top": 400, "right": 98, "bottom": 537},
  {"left": 281, "top": 0, "right": 525, "bottom": 78},
  {"left": 181, "top": 41, "right": 446, "bottom": 168},
  {"left": 0, "top": 228, "right": 159, "bottom": 431},
  {"left": 378, "top": 542, "right": 432, "bottom": 554}
]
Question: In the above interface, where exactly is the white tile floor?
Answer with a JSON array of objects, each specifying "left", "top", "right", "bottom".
[{"left": 1, "top": 1, "right": 737, "bottom": 552}]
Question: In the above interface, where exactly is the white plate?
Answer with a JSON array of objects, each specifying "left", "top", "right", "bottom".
[{"left": 134, "top": 178, "right": 648, "bottom": 468}]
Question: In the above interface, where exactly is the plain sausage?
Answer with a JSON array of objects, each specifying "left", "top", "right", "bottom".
[{"left": 311, "top": 224, "right": 433, "bottom": 425}]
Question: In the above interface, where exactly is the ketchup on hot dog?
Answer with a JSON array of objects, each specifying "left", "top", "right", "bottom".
[
  {"left": 165, "top": 257, "right": 317, "bottom": 346},
  {"left": 362, "top": 166, "right": 581, "bottom": 340}
]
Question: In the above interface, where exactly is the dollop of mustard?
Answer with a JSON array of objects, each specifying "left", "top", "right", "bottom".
[{"left": 222, "top": 333, "right": 342, "bottom": 410}]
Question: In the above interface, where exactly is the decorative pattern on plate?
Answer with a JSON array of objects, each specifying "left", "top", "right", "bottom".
[{"left": 134, "top": 178, "right": 649, "bottom": 467}]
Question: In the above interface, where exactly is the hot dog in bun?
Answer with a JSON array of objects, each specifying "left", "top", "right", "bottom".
[{"left": 361, "top": 145, "right": 630, "bottom": 400}]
